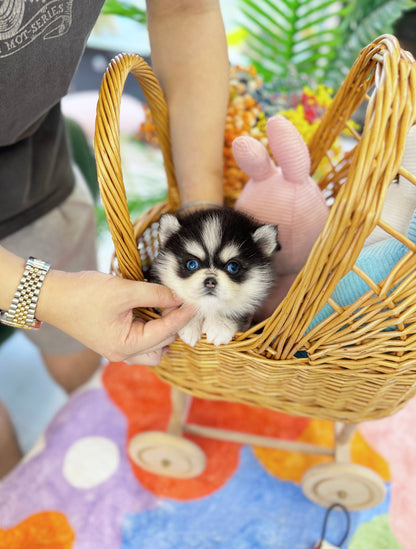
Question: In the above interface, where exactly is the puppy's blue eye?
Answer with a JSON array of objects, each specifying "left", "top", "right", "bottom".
[
  {"left": 186, "top": 259, "right": 199, "bottom": 271},
  {"left": 226, "top": 261, "right": 240, "bottom": 274}
]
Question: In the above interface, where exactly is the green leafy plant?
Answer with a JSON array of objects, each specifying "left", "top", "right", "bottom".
[
  {"left": 237, "top": 0, "right": 415, "bottom": 87},
  {"left": 101, "top": 0, "right": 146, "bottom": 24}
]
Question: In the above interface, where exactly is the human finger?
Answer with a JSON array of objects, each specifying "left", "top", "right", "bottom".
[
  {"left": 128, "top": 331, "right": 177, "bottom": 356},
  {"left": 126, "top": 281, "right": 184, "bottom": 310},
  {"left": 124, "top": 304, "right": 195, "bottom": 355},
  {"left": 124, "top": 348, "right": 165, "bottom": 367}
]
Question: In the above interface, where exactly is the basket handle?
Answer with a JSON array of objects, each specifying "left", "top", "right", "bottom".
[{"left": 94, "top": 53, "right": 181, "bottom": 281}]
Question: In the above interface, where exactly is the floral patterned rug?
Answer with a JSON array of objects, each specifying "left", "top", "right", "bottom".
[{"left": 0, "top": 361, "right": 413, "bottom": 549}]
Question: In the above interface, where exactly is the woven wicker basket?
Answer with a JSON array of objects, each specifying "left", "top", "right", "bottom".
[{"left": 95, "top": 34, "right": 416, "bottom": 424}]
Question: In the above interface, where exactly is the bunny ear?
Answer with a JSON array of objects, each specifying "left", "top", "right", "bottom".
[
  {"left": 232, "top": 135, "right": 277, "bottom": 180},
  {"left": 266, "top": 115, "right": 311, "bottom": 184}
]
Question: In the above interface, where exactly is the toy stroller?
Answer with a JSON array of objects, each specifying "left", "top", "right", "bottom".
[{"left": 94, "top": 35, "right": 416, "bottom": 511}]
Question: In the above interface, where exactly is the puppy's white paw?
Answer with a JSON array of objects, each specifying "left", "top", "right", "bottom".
[
  {"left": 179, "top": 318, "right": 203, "bottom": 347},
  {"left": 204, "top": 324, "right": 236, "bottom": 346}
]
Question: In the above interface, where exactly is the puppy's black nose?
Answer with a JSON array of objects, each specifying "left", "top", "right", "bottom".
[{"left": 204, "top": 277, "right": 217, "bottom": 289}]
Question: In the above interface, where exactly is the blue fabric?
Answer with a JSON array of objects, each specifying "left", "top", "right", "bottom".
[{"left": 306, "top": 207, "right": 416, "bottom": 333}]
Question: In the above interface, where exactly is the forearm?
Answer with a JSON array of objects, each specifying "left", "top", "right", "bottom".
[
  {"left": 0, "top": 247, "right": 26, "bottom": 312},
  {"left": 0, "top": 245, "right": 90, "bottom": 332},
  {"left": 146, "top": 0, "right": 229, "bottom": 205},
  {"left": 0, "top": 246, "right": 195, "bottom": 365}
]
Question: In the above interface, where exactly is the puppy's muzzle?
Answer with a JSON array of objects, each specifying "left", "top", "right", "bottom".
[{"left": 204, "top": 277, "right": 217, "bottom": 293}]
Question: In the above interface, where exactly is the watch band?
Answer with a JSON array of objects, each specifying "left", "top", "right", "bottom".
[{"left": 0, "top": 257, "right": 51, "bottom": 330}]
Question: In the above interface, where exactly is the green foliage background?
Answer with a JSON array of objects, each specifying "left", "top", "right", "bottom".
[
  {"left": 102, "top": 0, "right": 415, "bottom": 88},
  {"left": 237, "top": 0, "right": 416, "bottom": 87},
  {"left": 101, "top": 0, "right": 146, "bottom": 24}
]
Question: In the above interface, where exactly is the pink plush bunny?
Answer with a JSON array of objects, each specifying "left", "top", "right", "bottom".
[{"left": 233, "top": 115, "right": 329, "bottom": 319}]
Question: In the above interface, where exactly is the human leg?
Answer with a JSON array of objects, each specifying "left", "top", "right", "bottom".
[
  {"left": 23, "top": 167, "right": 103, "bottom": 391},
  {"left": 0, "top": 167, "right": 102, "bottom": 474},
  {"left": 42, "top": 347, "right": 101, "bottom": 394},
  {"left": 0, "top": 400, "right": 22, "bottom": 478}
]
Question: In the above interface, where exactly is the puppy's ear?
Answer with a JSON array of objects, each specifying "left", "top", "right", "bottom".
[
  {"left": 252, "top": 225, "right": 279, "bottom": 256},
  {"left": 158, "top": 214, "right": 181, "bottom": 247}
]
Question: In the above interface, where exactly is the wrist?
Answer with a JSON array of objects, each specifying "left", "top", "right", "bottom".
[
  {"left": 176, "top": 169, "right": 224, "bottom": 207},
  {"left": 0, "top": 257, "right": 50, "bottom": 330},
  {"left": 176, "top": 200, "right": 223, "bottom": 215},
  {"left": 34, "top": 268, "right": 73, "bottom": 327}
]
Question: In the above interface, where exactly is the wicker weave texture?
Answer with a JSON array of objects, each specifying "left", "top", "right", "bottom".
[{"left": 95, "top": 35, "right": 416, "bottom": 423}]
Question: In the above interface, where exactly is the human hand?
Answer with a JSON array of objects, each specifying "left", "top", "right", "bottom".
[{"left": 36, "top": 270, "right": 196, "bottom": 366}]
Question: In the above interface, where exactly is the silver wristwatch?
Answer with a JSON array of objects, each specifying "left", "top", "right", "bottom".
[{"left": 0, "top": 257, "right": 51, "bottom": 330}]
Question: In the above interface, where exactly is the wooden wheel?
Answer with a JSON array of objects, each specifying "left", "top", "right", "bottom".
[
  {"left": 128, "top": 431, "right": 206, "bottom": 478},
  {"left": 301, "top": 462, "right": 386, "bottom": 510}
]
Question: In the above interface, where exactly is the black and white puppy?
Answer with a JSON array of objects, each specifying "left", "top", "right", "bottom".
[{"left": 150, "top": 207, "right": 279, "bottom": 346}]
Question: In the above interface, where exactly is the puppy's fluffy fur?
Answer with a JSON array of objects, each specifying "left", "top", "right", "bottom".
[{"left": 151, "top": 208, "right": 279, "bottom": 346}]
